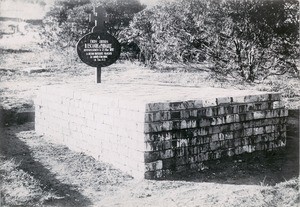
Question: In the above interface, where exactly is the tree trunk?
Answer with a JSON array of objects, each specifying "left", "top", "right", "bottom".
[{"left": 248, "top": 64, "right": 255, "bottom": 82}]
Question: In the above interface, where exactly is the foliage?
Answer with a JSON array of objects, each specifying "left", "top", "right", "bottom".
[
  {"left": 125, "top": 0, "right": 299, "bottom": 81},
  {"left": 122, "top": 1, "right": 209, "bottom": 64},
  {"left": 206, "top": 0, "right": 300, "bottom": 82},
  {"left": 41, "top": 0, "right": 145, "bottom": 49}
]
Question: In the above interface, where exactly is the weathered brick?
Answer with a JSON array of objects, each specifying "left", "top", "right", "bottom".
[
  {"left": 145, "top": 113, "right": 154, "bottom": 122},
  {"left": 198, "top": 152, "right": 209, "bottom": 161},
  {"left": 180, "top": 110, "right": 190, "bottom": 119},
  {"left": 162, "top": 158, "right": 176, "bottom": 170},
  {"left": 211, "top": 134, "right": 219, "bottom": 142},
  {"left": 225, "top": 114, "right": 235, "bottom": 123},
  {"left": 265, "top": 125, "right": 274, "bottom": 133},
  {"left": 218, "top": 106, "right": 225, "bottom": 115},
  {"left": 241, "top": 137, "right": 249, "bottom": 145},
  {"left": 206, "top": 108, "right": 213, "bottom": 117},
  {"left": 220, "top": 124, "right": 231, "bottom": 133},
  {"left": 231, "top": 123, "right": 243, "bottom": 131},
  {"left": 254, "top": 103, "right": 262, "bottom": 110},
  {"left": 212, "top": 107, "right": 219, "bottom": 116},
  {"left": 181, "top": 120, "right": 197, "bottom": 129},
  {"left": 152, "top": 111, "right": 170, "bottom": 121},
  {"left": 145, "top": 132, "right": 172, "bottom": 142},
  {"left": 194, "top": 100, "right": 203, "bottom": 108},
  {"left": 199, "top": 136, "right": 210, "bottom": 144},
  {"left": 280, "top": 109, "right": 288, "bottom": 117},
  {"left": 219, "top": 133, "right": 225, "bottom": 140},
  {"left": 172, "top": 121, "right": 181, "bottom": 130},
  {"left": 246, "top": 103, "right": 255, "bottom": 111},
  {"left": 233, "top": 130, "right": 244, "bottom": 139},
  {"left": 234, "top": 146, "right": 244, "bottom": 154},
  {"left": 144, "top": 151, "right": 160, "bottom": 163},
  {"left": 232, "top": 96, "right": 245, "bottom": 103},
  {"left": 170, "top": 111, "right": 181, "bottom": 119},
  {"left": 216, "top": 97, "right": 232, "bottom": 105},
  {"left": 210, "top": 141, "right": 219, "bottom": 150},
  {"left": 176, "top": 157, "right": 188, "bottom": 166},
  {"left": 225, "top": 106, "right": 235, "bottom": 114},
  {"left": 270, "top": 93, "right": 281, "bottom": 101},
  {"left": 169, "top": 102, "right": 185, "bottom": 110},
  {"left": 224, "top": 132, "right": 234, "bottom": 140},
  {"left": 189, "top": 110, "right": 198, "bottom": 118},
  {"left": 238, "top": 105, "right": 247, "bottom": 113},
  {"left": 244, "top": 128, "right": 253, "bottom": 136},
  {"left": 279, "top": 124, "right": 286, "bottom": 132},
  {"left": 145, "top": 160, "right": 163, "bottom": 172},
  {"left": 239, "top": 114, "right": 247, "bottom": 122},
  {"left": 198, "top": 118, "right": 211, "bottom": 127},
  {"left": 146, "top": 103, "right": 170, "bottom": 112},
  {"left": 202, "top": 98, "right": 217, "bottom": 107},
  {"left": 234, "top": 138, "right": 242, "bottom": 147},
  {"left": 211, "top": 117, "right": 223, "bottom": 125},
  {"left": 227, "top": 149, "right": 235, "bottom": 156},
  {"left": 144, "top": 171, "right": 155, "bottom": 179},
  {"left": 160, "top": 149, "right": 174, "bottom": 159},
  {"left": 246, "top": 112, "right": 254, "bottom": 121},
  {"left": 253, "top": 127, "right": 264, "bottom": 135},
  {"left": 272, "top": 101, "right": 284, "bottom": 109},
  {"left": 177, "top": 139, "right": 188, "bottom": 148},
  {"left": 199, "top": 144, "right": 210, "bottom": 152},
  {"left": 155, "top": 170, "right": 163, "bottom": 178},
  {"left": 182, "top": 100, "right": 197, "bottom": 109},
  {"left": 244, "top": 95, "right": 259, "bottom": 103},
  {"left": 36, "top": 84, "right": 286, "bottom": 180},
  {"left": 145, "top": 140, "right": 172, "bottom": 151},
  {"left": 253, "top": 111, "right": 265, "bottom": 119}
]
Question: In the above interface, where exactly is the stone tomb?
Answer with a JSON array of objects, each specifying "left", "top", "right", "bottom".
[{"left": 35, "top": 84, "right": 287, "bottom": 179}]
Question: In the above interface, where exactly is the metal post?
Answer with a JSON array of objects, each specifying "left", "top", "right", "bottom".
[{"left": 96, "top": 67, "right": 101, "bottom": 83}]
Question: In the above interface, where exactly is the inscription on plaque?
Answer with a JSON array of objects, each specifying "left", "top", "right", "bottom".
[
  {"left": 77, "top": 32, "right": 121, "bottom": 67},
  {"left": 76, "top": 6, "right": 121, "bottom": 83}
]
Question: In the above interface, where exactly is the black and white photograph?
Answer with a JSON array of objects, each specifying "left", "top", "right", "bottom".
[{"left": 0, "top": 0, "right": 299, "bottom": 206}]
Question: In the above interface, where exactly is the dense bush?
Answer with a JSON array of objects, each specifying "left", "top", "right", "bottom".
[
  {"left": 41, "top": 0, "right": 145, "bottom": 49},
  {"left": 124, "top": 0, "right": 299, "bottom": 81}
]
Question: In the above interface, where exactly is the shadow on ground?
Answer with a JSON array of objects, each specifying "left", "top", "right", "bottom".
[
  {"left": 164, "top": 109, "right": 299, "bottom": 186},
  {"left": 0, "top": 122, "right": 92, "bottom": 207}
]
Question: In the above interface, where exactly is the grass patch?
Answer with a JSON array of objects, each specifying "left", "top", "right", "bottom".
[{"left": 0, "top": 157, "right": 59, "bottom": 206}]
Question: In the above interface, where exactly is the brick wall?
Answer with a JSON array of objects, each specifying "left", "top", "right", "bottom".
[{"left": 35, "top": 84, "right": 287, "bottom": 179}]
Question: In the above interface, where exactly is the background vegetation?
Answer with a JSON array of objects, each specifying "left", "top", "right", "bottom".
[{"left": 41, "top": 0, "right": 299, "bottom": 82}]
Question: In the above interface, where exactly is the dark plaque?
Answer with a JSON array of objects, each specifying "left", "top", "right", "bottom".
[
  {"left": 77, "top": 32, "right": 121, "bottom": 67},
  {"left": 76, "top": 6, "right": 121, "bottom": 83}
]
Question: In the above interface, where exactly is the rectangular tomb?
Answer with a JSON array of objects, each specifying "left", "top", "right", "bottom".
[{"left": 35, "top": 83, "right": 287, "bottom": 179}]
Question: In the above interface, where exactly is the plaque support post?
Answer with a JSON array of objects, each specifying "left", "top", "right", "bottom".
[{"left": 96, "top": 67, "right": 101, "bottom": 83}]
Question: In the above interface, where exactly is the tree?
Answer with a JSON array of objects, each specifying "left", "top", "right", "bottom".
[
  {"left": 205, "top": 0, "right": 299, "bottom": 81},
  {"left": 41, "top": 0, "right": 145, "bottom": 49},
  {"left": 126, "top": 0, "right": 299, "bottom": 81},
  {"left": 124, "top": 0, "right": 209, "bottom": 64}
]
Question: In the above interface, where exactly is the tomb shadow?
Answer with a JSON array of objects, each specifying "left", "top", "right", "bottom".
[
  {"left": 163, "top": 109, "right": 299, "bottom": 186},
  {"left": 0, "top": 123, "right": 92, "bottom": 207}
]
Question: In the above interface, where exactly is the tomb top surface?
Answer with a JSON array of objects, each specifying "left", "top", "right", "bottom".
[{"left": 40, "top": 83, "right": 276, "bottom": 103}]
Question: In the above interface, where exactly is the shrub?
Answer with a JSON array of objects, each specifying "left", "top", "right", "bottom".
[
  {"left": 125, "top": 0, "right": 299, "bottom": 81},
  {"left": 40, "top": 0, "right": 145, "bottom": 50}
]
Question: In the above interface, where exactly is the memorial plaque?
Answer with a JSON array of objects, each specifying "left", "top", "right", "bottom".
[
  {"left": 77, "top": 32, "right": 121, "bottom": 67},
  {"left": 76, "top": 6, "right": 121, "bottom": 83}
]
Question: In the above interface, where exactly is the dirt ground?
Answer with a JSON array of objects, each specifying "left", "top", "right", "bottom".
[
  {"left": 0, "top": 24, "right": 299, "bottom": 207},
  {"left": 0, "top": 113, "right": 299, "bottom": 206}
]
